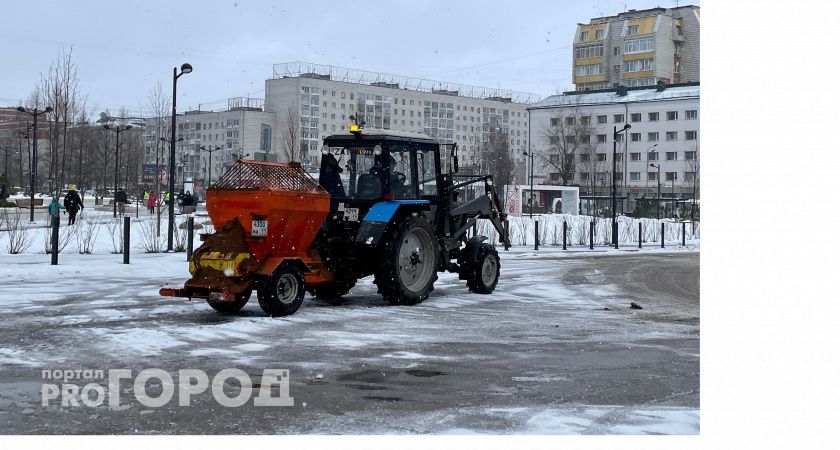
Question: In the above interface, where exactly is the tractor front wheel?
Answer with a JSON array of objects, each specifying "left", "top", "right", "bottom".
[
  {"left": 375, "top": 216, "right": 439, "bottom": 306},
  {"left": 258, "top": 265, "right": 305, "bottom": 316},
  {"left": 207, "top": 288, "right": 251, "bottom": 313},
  {"left": 465, "top": 243, "right": 500, "bottom": 294}
]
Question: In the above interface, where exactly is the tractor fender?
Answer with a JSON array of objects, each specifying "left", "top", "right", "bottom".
[
  {"left": 355, "top": 200, "right": 429, "bottom": 246},
  {"left": 257, "top": 256, "right": 310, "bottom": 276}
]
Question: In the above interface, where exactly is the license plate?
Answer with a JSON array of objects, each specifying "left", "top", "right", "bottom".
[
  {"left": 251, "top": 219, "right": 267, "bottom": 236},
  {"left": 344, "top": 207, "right": 359, "bottom": 222}
]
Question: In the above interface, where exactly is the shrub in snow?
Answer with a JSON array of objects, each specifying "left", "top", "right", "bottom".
[
  {"left": 138, "top": 219, "right": 163, "bottom": 253},
  {"left": 42, "top": 224, "right": 76, "bottom": 254},
  {"left": 76, "top": 219, "right": 101, "bottom": 254},
  {"left": 105, "top": 218, "right": 124, "bottom": 254},
  {"left": 1, "top": 209, "right": 34, "bottom": 254}
]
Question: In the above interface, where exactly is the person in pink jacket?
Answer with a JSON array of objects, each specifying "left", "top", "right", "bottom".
[{"left": 148, "top": 191, "right": 157, "bottom": 214}]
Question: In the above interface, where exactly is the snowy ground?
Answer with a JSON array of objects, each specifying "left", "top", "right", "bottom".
[{"left": 0, "top": 241, "right": 699, "bottom": 434}]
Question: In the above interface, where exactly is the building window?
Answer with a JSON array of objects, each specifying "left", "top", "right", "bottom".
[
  {"left": 614, "top": 46, "right": 620, "bottom": 56},
  {"left": 613, "top": 64, "right": 621, "bottom": 75},
  {"left": 580, "top": 30, "right": 589, "bottom": 41},
  {"left": 595, "top": 29, "right": 604, "bottom": 40},
  {"left": 685, "top": 109, "right": 698, "bottom": 120},
  {"left": 625, "top": 77, "right": 656, "bottom": 87},
  {"left": 666, "top": 172, "right": 678, "bottom": 181},
  {"left": 580, "top": 172, "right": 590, "bottom": 181},
  {"left": 597, "top": 134, "right": 607, "bottom": 143},
  {"left": 614, "top": 114, "right": 625, "bottom": 123},
  {"left": 666, "top": 152, "right": 678, "bottom": 160},
  {"left": 580, "top": 153, "right": 590, "bottom": 162},
  {"left": 648, "top": 132, "right": 659, "bottom": 141},
  {"left": 648, "top": 172, "right": 657, "bottom": 181},
  {"left": 597, "top": 153, "right": 606, "bottom": 161},
  {"left": 631, "top": 133, "right": 641, "bottom": 142},
  {"left": 685, "top": 151, "right": 697, "bottom": 160},
  {"left": 597, "top": 115, "right": 607, "bottom": 124},
  {"left": 648, "top": 151, "right": 659, "bottom": 161},
  {"left": 666, "top": 131, "right": 678, "bottom": 141},
  {"left": 565, "top": 136, "right": 576, "bottom": 144},
  {"left": 616, "top": 134, "right": 624, "bottom": 142},
  {"left": 631, "top": 113, "right": 641, "bottom": 122},
  {"left": 630, "top": 152, "right": 641, "bottom": 161},
  {"left": 624, "top": 37, "right": 655, "bottom": 53},
  {"left": 630, "top": 172, "right": 641, "bottom": 181},
  {"left": 684, "top": 171, "right": 696, "bottom": 182},
  {"left": 574, "top": 43, "right": 604, "bottom": 58},
  {"left": 565, "top": 117, "right": 575, "bottom": 126},
  {"left": 615, "top": 172, "right": 623, "bottom": 181},
  {"left": 550, "top": 118, "right": 560, "bottom": 126},
  {"left": 648, "top": 112, "right": 659, "bottom": 121},
  {"left": 575, "top": 64, "right": 603, "bottom": 76},
  {"left": 667, "top": 111, "right": 678, "bottom": 120},
  {"left": 549, "top": 136, "right": 560, "bottom": 145},
  {"left": 580, "top": 116, "right": 590, "bottom": 125},
  {"left": 685, "top": 130, "right": 697, "bottom": 140},
  {"left": 627, "top": 25, "right": 639, "bottom": 35},
  {"left": 624, "top": 58, "right": 653, "bottom": 72},
  {"left": 580, "top": 135, "right": 590, "bottom": 143}
]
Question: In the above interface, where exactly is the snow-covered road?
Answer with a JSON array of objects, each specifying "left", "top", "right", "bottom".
[{"left": 0, "top": 246, "right": 699, "bottom": 434}]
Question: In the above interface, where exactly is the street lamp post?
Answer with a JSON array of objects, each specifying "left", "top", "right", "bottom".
[
  {"left": 522, "top": 151, "right": 535, "bottom": 218},
  {"left": 199, "top": 145, "right": 221, "bottom": 186},
  {"left": 104, "top": 124, "right": 132, "bottom": 218},
  {"left": 650, "top": 163, "right": 661, "bottom": 219},
  {"left": 16, "top": 106, "right": 53, "bottom": 222},
  {"left": 168, "top": 63, "right": 192, "bottom": 252},
  {"left": 612, "top": 123, "right": 631, "bottom": 248},
  {"left": 18, "top": 127, "right": 31, "bottom": 193},
  {"left": 672, "top": 174, "right": 678, "bottom": 218}
]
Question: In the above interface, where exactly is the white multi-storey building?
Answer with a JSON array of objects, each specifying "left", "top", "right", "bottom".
[
  {"left": 528, "top": 83, "right": 699, "bottom": 211},
  {"left": 264, "top": 62, "right": 539, "bottom": 178}
]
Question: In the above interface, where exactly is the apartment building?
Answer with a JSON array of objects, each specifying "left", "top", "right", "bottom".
[
  {"left": 528, "top": 83, "right": 699, "bottom": 208},
  {"left": 143, "top": 97, "right": 276, "bottom": 187},
  {"left": 264, "top": 62, "right": 539, "bottom": 178},
  {"left": 573, "top": 5, "right": 699, "bottom": 91}
]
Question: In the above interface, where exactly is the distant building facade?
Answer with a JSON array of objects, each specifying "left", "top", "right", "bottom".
[
  {"left": 573, "top": 5, "right": 700, "bottom": 91},
  {"left": 528, "top": 83, "right": 699, "bottom": 211},
  {"left": 264, "top": 62, "right": 538, "bottom": 179}
]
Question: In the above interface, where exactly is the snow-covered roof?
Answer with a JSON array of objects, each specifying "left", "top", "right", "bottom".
[{"left": 530, "top": 84, "right": 699, "bottom": 109}]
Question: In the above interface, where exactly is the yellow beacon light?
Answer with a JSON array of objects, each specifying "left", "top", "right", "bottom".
[{"left": 349, "top": 123, "right": 361, "bottom": 134}]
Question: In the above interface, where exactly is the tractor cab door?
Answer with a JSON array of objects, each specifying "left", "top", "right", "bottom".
[{"left": 384, "top": 143, "right": 417, "bottom": 199}]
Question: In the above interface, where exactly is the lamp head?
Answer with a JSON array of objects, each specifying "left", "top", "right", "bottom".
[
  {"left": 622, "top": 123, "right": 631, "bottom": 131},
  {"left": 16, "top": 106, "right": 25, "bottom": 113},
  {"left": 125, "top": 125, "right": 133, "bottom": 130},
  {"left": 180, "top": 63, "right": 193, "bottom": 74},
  {"left": 104, "top": 124, "right": 111, "bottom": 130},
  {"left": 44, "top": 106, "right": 53, "bottom": 113}
]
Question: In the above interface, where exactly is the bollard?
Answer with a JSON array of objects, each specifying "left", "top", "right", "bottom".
[
  {"left": 50, "top": 216, "right": 59, "bottom": 265},
  {"left": 187, "top": 216, "right": 195, "bottom": 261},
  {"left": 638, "top": 222, "right": 643, "bottom": 249},
  {"left": 123, "top": 217, "right": 130, "bottom": 264},
  {"left": 682, "top": 222, "right": 686, "bottom": 247},
  {"left": 613, "top": 222, "right": 619, "bottom": 250},
  {"left": 589, "top": 221, "right": 594, "bottom": 250},
  {"left": 562, "top": 221, "right": 567, "bottom": 250},
  {"left": 534, "top": 220, "right": 539, "bottom": 251},
  {"left": 503, "top": 219, "right": 510, "bottom": 251},
  {"left": 661, "top": 222, "right": 665, "bottom": 248}
]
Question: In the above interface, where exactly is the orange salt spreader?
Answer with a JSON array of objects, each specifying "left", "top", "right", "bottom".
[{"left": 159, "top": 160, "right": 332, "bottom": 316}]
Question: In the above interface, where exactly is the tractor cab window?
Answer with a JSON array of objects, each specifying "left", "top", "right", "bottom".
[
  {"left": 387, "top": 144, "right": 416, "bottom": 199},
  {"left": 416, "top": 148, "right": 438, "bottom": 197},
  {"left": 347, "top": 147, "right": 381, "bottom": 199}
]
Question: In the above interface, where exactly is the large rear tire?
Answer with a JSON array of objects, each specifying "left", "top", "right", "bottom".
[
  {"left": 257, "top": 265, "right": 305, "bottom": 316},
  {"left": 207, "top": 288, "right": 251, "bottom": 313},
  {"left": 374, "top": 216, "right": 439, "bottom": 305},
  {"left": 464, "top": 243, "right": 500, "bottom": 294}
]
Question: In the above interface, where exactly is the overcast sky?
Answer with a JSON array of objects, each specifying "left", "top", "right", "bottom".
[{"left": 0, "top": 0, "right": 699, "bottom": 117}]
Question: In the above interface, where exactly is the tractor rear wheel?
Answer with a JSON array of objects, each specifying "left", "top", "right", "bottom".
[
  {"left": 465, "top": 243, "right": 500, "bottom": 294},
  {"left": 258, "top": 265, "right": 305, "bottom": 316},
  {"left": 207, "top": 288, "right": 251, "bottom": 313},
  {"left": 311, "top": 280, "right": 355, "bottom": 305},
  {"left": 375, "top": 216, "right": 439, "bottom": 306}
]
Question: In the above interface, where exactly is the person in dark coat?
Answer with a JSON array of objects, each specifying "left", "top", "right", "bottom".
[
  {"left": 63, "top": 185, "right": 84, "bottom": 225},
  {"left": 115, "top": 189, "right": 128, "bottom": 216},
  {"left": 318, "top": 149, "right": 346, "bottom": 197}
]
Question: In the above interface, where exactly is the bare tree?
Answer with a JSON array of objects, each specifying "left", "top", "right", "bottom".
[
  {"left": 482, "top": 129, "right": 515, "bottom": 191},
  {"left": 540, "top": 109, "right": 595, "bottom": 186},
  {"left": 684, "top": 145, "right": 699, "bottom": 220},
  {"left": 146, "top": 82, "right": 172, "bottom": 236},
  {"left": 281, "top": 106, "right": 300, "bottom": 163}
]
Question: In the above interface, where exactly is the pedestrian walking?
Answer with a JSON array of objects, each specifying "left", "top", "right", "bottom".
[
  {"left": 177, "top": 190, "right": 185, "bottom": 214},
  {"left": 115, "top": 189, "right": 128, "bottom": 216},
  {"left": 63, "top": 185, "right": 83, "bottom": 225},
  {"left": 48, "top": 195, "right": 64, "bottom": 218},
  {"left": 182, "top": 191, "right": 195, "bottom": 214},
  {"left": 148, "top": 191, "right": 157, "bottom": 214}
]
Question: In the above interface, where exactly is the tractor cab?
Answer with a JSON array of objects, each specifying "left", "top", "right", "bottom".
[{"left": 319, "top": 128, "right": 448, "bottom": 203}]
